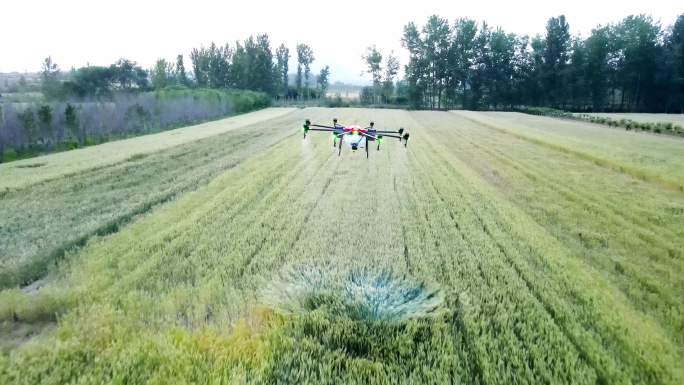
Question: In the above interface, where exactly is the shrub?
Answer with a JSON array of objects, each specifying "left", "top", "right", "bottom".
[
  {"left": 325, "top": 95, "right": 351, "bottom": 108},
  {"left": 3, "top": 148, "right": 17, "bottom": 162}
]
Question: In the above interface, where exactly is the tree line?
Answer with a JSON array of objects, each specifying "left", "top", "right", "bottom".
[
  {"left": 396, "top": 13, "right": 684, "bottom": 112},
  {"left": 188, "top": 37, "right": 329, "bottom": 100},
  {"left": 0, "top": 89, "right": 270, "bottom": 162},
  {"left": 0, "top": 35, "right": 330, "bottom": 162},
  {"left": 34, "top": 35, "right": 329, "bottom": 101}
]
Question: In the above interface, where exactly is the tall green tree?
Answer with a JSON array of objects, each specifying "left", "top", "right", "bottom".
[
  {"left": 176, "top": 55, "right": 189, "bottom": 86},
  {"left": 422, "top": 15, "right": 451, "bottom": 109},
  {"left": 18, "top": 108, "right": 37, "bottom": 147},
  {"left": 584, "top": 26, "right": 612, "bottom": 110},
  {"left": 468, "top": 22, "right": 492, "bottom": 109},
  {"left": 110, "top": 59, "right": 148, "bottom": 91},
  {"left": 317, "top": 66, "right": 330, "bottom": 97},
  {"left": 567, "top": 37, "right": 588, "bottom": 108},
  {"left": 383, "top": 53, "right": 400, "bottom": 103},
  {"left": 252, "top": 34, "right": 275, "bottom": 95},
  {"left": 151, "top": 58, "right": 174, "bottom": 89},
  {"left": 614, "top": 15, "right": 662, "bottom": 110},
  {"left": 207, "top": 42, "right": 230, "bottom": 89},
  {"left": 542, "top": 15, "right": 571, "bottom": 107},
  {"left": 401, "top": 22, "right": 426, "bottom": 108},
  {"left": 231, "top": 42, "right": 248, "bottom": 89},
  {"left": 37, "top": 105, "right": 53, "bottom": 147},
  {"left": 41, "top": 56, "right": 61, "bottom": 99},
  {"left": 668, "top": 13, "right": 684, "bottom": 112},
  {"left": 296, "top": 44, "right": 315, "bottom": 99},
  {"left": 190, "top": 47, "right": 210, "bottom": 87},
  {"left": 511, "top": 35, "right": 533, "bottom": 106},
  {"left": 450, "top": 18, "right": 478, "bottom": 108},
  {"left": 363, "top": 45, "right": 383, "bottom": 103},
  {"left": 64, "top": 103, "right": 83, "bottom": 146},
  {"left": 275, "top": 44, "right": 290, "bottom": 97},
  {"left": 63, "top": 66, "right": 115, "bottom": 98},
  {"left": 487, "top": 28, "right": 518, "bottom": 108},
  {"left": 527, "top": 35, "right": 546, "bottom": 106}
]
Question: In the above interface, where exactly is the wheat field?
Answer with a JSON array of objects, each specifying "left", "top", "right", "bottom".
[{"left": 1, "top": 108, "right": 682, "bottom": 384}]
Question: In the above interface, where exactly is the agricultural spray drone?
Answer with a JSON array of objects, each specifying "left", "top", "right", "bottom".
[{"left": 302, "top": 119, "right": 410, "bottom": 158}]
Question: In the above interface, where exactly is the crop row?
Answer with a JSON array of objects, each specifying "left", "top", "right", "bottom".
[
  {"left": 0, "top": 111, "right": 301, "bottom": 289},
  {"left": 422, "top": 111, "right": 684, "bottom": 342}
]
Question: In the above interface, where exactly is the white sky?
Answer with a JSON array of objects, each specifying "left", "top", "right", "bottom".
[{"left": 1, "top": 0, "right": 681, "bottom": 84}]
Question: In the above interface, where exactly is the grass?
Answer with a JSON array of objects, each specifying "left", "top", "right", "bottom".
[
  {"left": 0, "top": 108, "right": 299, "bottom": 288},
  {"left": 0, "top": 108, "right": 295, "bottom": 190},
  {"left": 0, "top": 108, "right": 682, "bottom": 384},
  {"left": 457, "top": 111, "right": 684, "bottom": 190}
]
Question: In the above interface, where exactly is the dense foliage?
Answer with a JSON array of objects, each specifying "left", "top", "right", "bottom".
[
  {"left": 0, "top": 88, "right": 270, "bottom": 162},
  {"left": 398, "top": 13, "right": 684, "bottom": 112},
  {"left": 0, "top": 33, "right": 326, "bottom": 162}
]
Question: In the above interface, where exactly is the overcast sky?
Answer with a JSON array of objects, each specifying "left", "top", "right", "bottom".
[{"left": 1, "top": 0, "right": 681, "bottom": 84}]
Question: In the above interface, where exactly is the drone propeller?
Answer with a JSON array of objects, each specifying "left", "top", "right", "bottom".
[{"left": 302, "top": 119, "right": 311, "bottom": 138}]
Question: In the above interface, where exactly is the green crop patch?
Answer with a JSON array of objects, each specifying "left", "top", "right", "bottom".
[{"left": 263, "top": 265, "right": 443, "bottom": 322}]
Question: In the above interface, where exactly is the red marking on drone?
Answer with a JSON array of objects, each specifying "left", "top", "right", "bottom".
[{"left": 343, "top": 125, "right": 366, "bottom": 134}]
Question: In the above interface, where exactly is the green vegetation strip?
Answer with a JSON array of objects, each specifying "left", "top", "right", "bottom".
[{"left": 515, "top": 107, "right": 684, "bottom": 136}]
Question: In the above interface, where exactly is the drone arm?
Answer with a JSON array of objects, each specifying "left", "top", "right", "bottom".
[
  {"left": 378, "top": 133, "right": 402, "bottom": 140},
  {"left": 310, "top": 123, "right": 338, "bottom": 129},
  {"left": 307, "top": 127, "right": 336, "bottom": 132},
  {"left": 358, "top": 131, "right": 377, "bottom": 140},
  {"left": 368, "top": 131, "right": 410, "bottom": 147}
]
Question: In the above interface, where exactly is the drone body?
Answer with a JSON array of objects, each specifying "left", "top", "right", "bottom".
[{"left": 302, "top": 119, "right": 410, "bottom": 157}]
